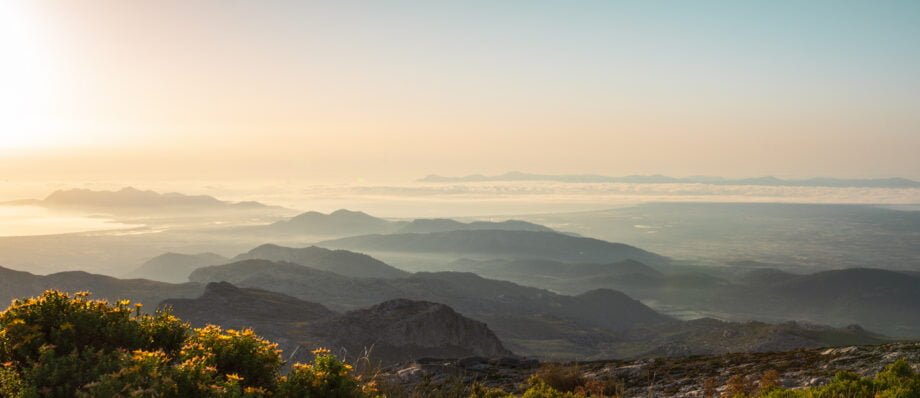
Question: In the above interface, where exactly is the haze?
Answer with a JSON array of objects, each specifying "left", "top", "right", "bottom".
[
  {"left": 2, "top": 0, "right": 919, "bottom": 183},
  {"left": 3, "top": 3, "right": 920, "bottom": 393}
]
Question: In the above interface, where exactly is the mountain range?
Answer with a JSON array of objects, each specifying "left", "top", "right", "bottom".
[
  {"left": 163, "top": 282, "right": 511, "bottom": 365},
  {"left": 261, "top": 209, "right": 556, "bottom": 237},
  {"left": 231, "top": 244, "right": 409, "bottom": 279},
  {"left": 4, "top": 187, "right": 287, "bottom": 214},
  {"left": 419, "top": 172, "right": 920, "bottom": 188},
  {"left": 318, "top": 229, "right": 669, "bottom": 265},
  {"left": 449, "top": 258, "right": 920, "bottom": 338},
  {"left": 187, "top": 259, "right": 883, "bottom": 359}
]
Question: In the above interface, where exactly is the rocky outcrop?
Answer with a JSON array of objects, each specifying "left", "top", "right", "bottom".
[
  {"left": 306, "top": 299, "right": 512, "bottom": 363},
  {"left": 162, "top": 282, "right": 512, "bottom": 365},
  {"left": 380, "top": 342, "right": 920, "bottom": 397}
]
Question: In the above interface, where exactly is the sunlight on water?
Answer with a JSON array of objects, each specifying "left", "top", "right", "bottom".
[{"left": 0, "top": 205, "right": 140, "bottom": 237}]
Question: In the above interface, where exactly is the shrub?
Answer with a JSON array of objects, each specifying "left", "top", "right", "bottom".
[
  {"left": 468, "top": 383, "right": 513, "bottom": 398},
  {"left": 0, "top": 363, "right": 26, "bottom": 398},
  {"left": 758, "top": 359, "right": 920, "bottom": 398},
  {"left": 276, "top": 348, "right": 375, "bottom": 398},
  {"left": 532, "top": 363, "right": 586, "bottom": 393},
  {"left": 180, "top": 325, "right": 282, "bottom": 390},
  {"left": 0, "top": 290, "right": 378, "bottom": 397},
  {"left": 521, "top": 377, "right": 579, "bottom": 398}
]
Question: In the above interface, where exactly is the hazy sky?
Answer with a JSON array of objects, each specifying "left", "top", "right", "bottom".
[{"left": 1, "top": 0, "right": 919, "bottom": 182}]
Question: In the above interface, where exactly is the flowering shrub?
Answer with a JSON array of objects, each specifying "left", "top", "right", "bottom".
[
  {"left": 276, "top": 348, "right": 376, "bottom": 398},
  {"left": 0, "top": 290, "right": 378, "bottom": 398}
]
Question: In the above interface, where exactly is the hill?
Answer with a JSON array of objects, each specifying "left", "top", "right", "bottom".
[
  {"left": 0, "top": 265, "right": 203, "bottom": 306},
  {"left": 262, "top": 210, "right": 558, "bottom": 237},
  {"left": 319, "top": 230, "right": 669, "bottom": 265},
  {"left": 740, "top": 268, "right": 920, "bottom": 337},
  {"left": 128, "top": 252, "right": 229, "bottom": 283},
  {"left": 188, "top": 259, "right": 882, "bottom": 359},
  {"left": 232, "top": 244, "right": 409, "bottom": 278},
  {"left": 265, "top": 209, "right": 396, "bottom": 235},
  {"left": 162, "top": 282, "right": 512, "bottom": 365},
  {"left": 20, "top": 187, "right": 284, "bottom": 213},
  {"left": 188, "top": 259, "right": 671, "bottom": 358}
]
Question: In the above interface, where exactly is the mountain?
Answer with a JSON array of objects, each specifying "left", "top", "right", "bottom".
[
  {"left": 162, "top": 282, "right": 512, "bottom": 365},
  {"left": 128, "top": 252, "right": 229, "bottom": 283},
  {"left": 419, "top": 172, "right": 920, "bottom": 188},
  {"left": 741, "top": 268, "right": 920, "bottom": 336},
  {"left": 396, "top": 219, "right": 554, "bottom": 234},
  {"left": 564, "top": 266, "right": 920, "bottom": 338},
  {"left": 20, "top": 187, "right": 284, "bottom": 213},
  {"left": 319, "top": 230, "right": 669, "bottom": 265},
  {"left": 265, "top": 209, "right": 396, "bottom": 235},
  {"left": 231, "top": 244, "right": 409, "bottom": 278},
  {"left": 618, "top": 318, "right": 886, "bottom": 358},
  {"left": 0, "top": 265, "right": 203, "bottom": 307},
  {"left": 308, "top": 298, "right": 512, "bottom": 363},
  {"left": 0, "top": 263, "right": 888, "bottom": 362},
  {"left": 445, "top": 258, "right": 663, "bottom": 283},
  {"left": 188, "top": 259, "right": 673, "bottom": 358},
  {"left": 262, "top": 209, "right": 558, "bottom": 237},
  {"left": 188, "top": 259, "right": 885, "bottom": 360}
]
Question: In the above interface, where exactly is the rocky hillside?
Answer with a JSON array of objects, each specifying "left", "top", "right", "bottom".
[
  {"left": 381, "top": 342, "right": 920, "bottom": 397},
  {"left": 162, "top": 282, "right": 511, "bottom": 365},
  {"left": 305, "top": 299, "right": 513, "bottom": 364}
]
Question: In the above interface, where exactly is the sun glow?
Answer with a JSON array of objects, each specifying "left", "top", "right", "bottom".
[{"left": 0, "top": 2, "right": 60, "bottom": 149}]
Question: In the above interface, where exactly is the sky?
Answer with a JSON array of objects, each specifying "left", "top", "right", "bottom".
[{"left": 1, "top": 0, "right": 919, "bottom": 183}]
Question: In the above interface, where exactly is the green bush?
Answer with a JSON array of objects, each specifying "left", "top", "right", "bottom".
[
  {"left": 276, "top": 348, "right": 374, "bottom": 398},
  {"left": 0, "top": 290, "right": 378, "bottom": 398},
  {"left": 754, "top": 359, "right": 920, "bottom": 398},
  {"left": 521, "top": 377, "right": 578, "bottom": 398}
]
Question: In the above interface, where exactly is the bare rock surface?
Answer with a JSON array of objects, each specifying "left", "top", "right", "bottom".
[{"left": 378, "top": 342, "right": 920, "bottom": 397}]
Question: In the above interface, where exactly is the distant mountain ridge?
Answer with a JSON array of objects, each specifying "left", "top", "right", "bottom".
[
  {"left": 232, "top": 244, "right": 409, "bottom": 279},
  {"left": 319, "top": 229, "right": 669, "bottom": 265},
  {"left": 128, "top": 252, "right": 229, "bottom": 283},
  {"left": 6, "top": 187, "right": 287, "bottom": 213},
  {"left": 267, "top": 209, "right": 395, "bottom": 235},
  {"left": 0, "top": 265, "right": 203, "bottom": 306},
  {"left": 419, "top": 172, "right": 920, "bottom": 188},
  {"left": 263, "top": 209, "right": 559, "bottom": 237}
]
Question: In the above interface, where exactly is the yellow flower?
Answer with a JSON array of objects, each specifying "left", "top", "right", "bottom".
[
  {"left": 226, "top": 373, "right": 244, "bottom": 382},
  {"left": 311, "top": 347, "right": 331, "bottom": 355}
]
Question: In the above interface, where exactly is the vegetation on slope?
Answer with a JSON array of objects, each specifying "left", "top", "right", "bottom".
[
  {"left": 1, "top": 290, "right": 917, "bottom": 397},
  {"left": 0, "top": 290, "right": 375, "bottom": 397}
]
